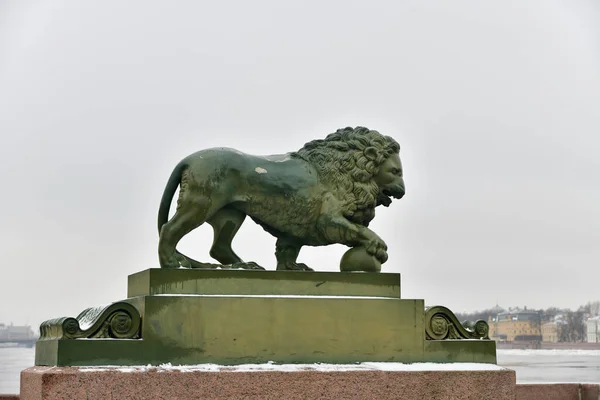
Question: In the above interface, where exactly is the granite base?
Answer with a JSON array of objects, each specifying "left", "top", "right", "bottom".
[
  {"left": 21, "top": 365, "right": 516, "bottom": 400},
  {"left": 516, "top": 383, "right": 600, "bottom": 400}
]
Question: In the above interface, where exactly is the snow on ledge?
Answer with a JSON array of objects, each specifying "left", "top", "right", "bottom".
[
  {"left": 153, "top": 294, "right": 395, "bottom": 299},
  {"left": 77, "top": 362, "right": 506, "bottom": 373}
]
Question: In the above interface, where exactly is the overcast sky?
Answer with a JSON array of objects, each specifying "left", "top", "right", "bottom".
[{"left": 0, "top": 0, "right": 599, "bottom": 328}]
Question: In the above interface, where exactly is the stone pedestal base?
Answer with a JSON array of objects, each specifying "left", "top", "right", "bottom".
[
  {"left": 21, "top": 364, "right": 515, "bottom": 400},
  {"left": 35, "top": 269, "right": 496, "bottom": 366}
]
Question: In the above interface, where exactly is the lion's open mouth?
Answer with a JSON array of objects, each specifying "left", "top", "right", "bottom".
[
  {"left": 378, "top": 191, "right": 393, "bottom": 207},
  {"left": 378, "top": 187, "right": 405, "bottom": 207}
]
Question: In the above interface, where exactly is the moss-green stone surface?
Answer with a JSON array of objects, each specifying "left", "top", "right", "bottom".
[
  {"left": 35, "top": 269, "right": 497, "bottom": 366},
  {"left": 128, "top": 269, "right": 401, "bottom": 298}
]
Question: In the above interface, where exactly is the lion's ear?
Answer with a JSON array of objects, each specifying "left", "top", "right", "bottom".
[{"left": 364, "top": 147, "right": 378, "bottom": 161}]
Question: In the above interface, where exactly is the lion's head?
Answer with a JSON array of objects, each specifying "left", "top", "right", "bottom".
[{"left": 291, "top": 127, "right": 404, "bottom": 223}]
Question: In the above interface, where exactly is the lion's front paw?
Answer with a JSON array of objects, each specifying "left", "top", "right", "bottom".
[
  {"left": 277, "top": 262, "right": 314, "bottom": 271},
  {"left": 364, "top": 237, "right": 388, "bottom": 264},
  {"left": 376, "top": 248, "right": 388, "bottom": 264},
  {"left": 294, "top": 263, "right": 313, "bottom": 271},
  {"left": 244, "top": 261, "right": 266, "bottom": 270}
]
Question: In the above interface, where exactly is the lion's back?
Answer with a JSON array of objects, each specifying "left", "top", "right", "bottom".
[
  {"left": 182, "top": 147, "right": 249, "bottom": 170},
  {"left": 225, "top": 152, "right": 328, "bottom": 243},
  {"left": 179, "top": 147, "right": 330, "bottom": 243}
]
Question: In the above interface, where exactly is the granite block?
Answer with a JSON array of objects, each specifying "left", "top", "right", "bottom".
[
  {"left": 21, "top": 365, "right": 516, "bottom": 400},
  {"left": 516, "top": 383, "right": 600, "bottom": 400}
]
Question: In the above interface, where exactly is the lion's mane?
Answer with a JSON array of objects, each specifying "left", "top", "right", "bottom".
[{"left": 291, "top": 126, "right": 400, "bottom": 222}]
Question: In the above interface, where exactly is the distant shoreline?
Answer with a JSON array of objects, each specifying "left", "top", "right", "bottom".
[{"left": 496, "top": 341, "right": 600, "bottom": 350}]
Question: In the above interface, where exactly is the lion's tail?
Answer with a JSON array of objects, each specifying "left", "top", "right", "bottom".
[
  {"left": 157, "top": 162, "right": 218, "bottom": 269},
  {"left": 157, "top": 161, "right": 186, "bottom": 234}
]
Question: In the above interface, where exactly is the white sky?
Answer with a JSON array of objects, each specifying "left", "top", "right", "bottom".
[{"left": 0, "top": 0, "right": 599, "bottom": 327}]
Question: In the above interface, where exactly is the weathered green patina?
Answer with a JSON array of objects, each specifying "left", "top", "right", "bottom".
[
  {"left": 339, "top": 246, "right": 382, "bottom": 272},
  {"left": 34, "top": 126, "right": 498, "bottom": 367},
  {"left": 127, "top": 268, "right": 401, "bottom": 298},
  {"left": 157, "top": 127, "right": 405, "bottom": 272},
  {"left": 35, "top": 269, "right": 496, "bottom": 367}
]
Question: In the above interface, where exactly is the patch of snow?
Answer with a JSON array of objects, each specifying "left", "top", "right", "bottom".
[
  {"left": 78, "top": 305, "right": 108, "bottom": 331},
  {"left": 80, "top": 365, "right": 152, "bottom": 373},
  {"left": 79, "top": 362, "right": 505, "bottom": 373},
  {"left": 255, "top": 167, "right": 268, "bottom": 174},
  {"left": 152, "top": 294, "right": 394, "bottom": 299}
]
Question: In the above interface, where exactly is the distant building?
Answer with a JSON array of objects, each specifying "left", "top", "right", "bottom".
[
  {"left": 490, "top": 304, "right": 505, "bottom": 315},
  {"left": 0, "top": 323, "right": 35, "bottom": 341},
  {"left": 541, "top": 321, "right": 563, "bottom": 342},
  {"left": 587, "top": 317, "right": 600, "bottom": 343},
  {"left": 489, "top": 308, "right": 542, "bottom": 342}
]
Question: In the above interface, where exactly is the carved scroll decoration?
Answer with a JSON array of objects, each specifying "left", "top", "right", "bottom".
[
  {"left": 425, "top": 305, "right": 489, "bottom": 340},
  {"left": 39, "top": 301, "right": 141, "bottom": 340}
]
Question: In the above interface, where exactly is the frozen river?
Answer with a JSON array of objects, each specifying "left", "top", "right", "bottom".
[
  {"left": 497, "top": 349, "right": 600, "bottom": 384},
  {"left": 0, "top": 347, "right": 598, "bottom": 395}
]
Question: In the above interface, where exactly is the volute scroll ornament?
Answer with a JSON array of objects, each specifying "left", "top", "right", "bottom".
[
  {"left": 39, "top": 301, "right": 141, "bottom": 340},
  {"left": 425, "top": 305, "right": 489, "bottom": 340}
]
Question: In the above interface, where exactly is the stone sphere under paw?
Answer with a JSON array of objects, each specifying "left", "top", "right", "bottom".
[{"left": 340, "top": 246, "right": 382, "bottom": 272}]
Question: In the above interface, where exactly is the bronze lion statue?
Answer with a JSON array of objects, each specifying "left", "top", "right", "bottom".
[{"left": 157, "top": 126, "right": 405, "bottom": 271}]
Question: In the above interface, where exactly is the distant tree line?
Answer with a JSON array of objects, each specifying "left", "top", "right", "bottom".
[
  {"left": 455, "top": 309, "right": 501, "bottom": 324},
  {"left": 456, "top": 300, "right": 600, "bottom": 343}
]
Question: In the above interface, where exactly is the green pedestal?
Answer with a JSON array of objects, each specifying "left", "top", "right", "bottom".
[
  {"left": 127, "top": 268, "right": 401, "bottom": 298},
  {"left": 35, "top": 269, "right": 496, "bottom": 366}
]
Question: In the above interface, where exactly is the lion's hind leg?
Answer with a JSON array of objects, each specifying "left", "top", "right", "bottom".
[
  {"left": 208, "top": 206, "right": 246, "bottom": 265},
  {"left": 158, "top": 195, "right": 221, "bottom": 269},
  {"left": 208, "top": 206, "right": 265, "bottom": 270}
]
